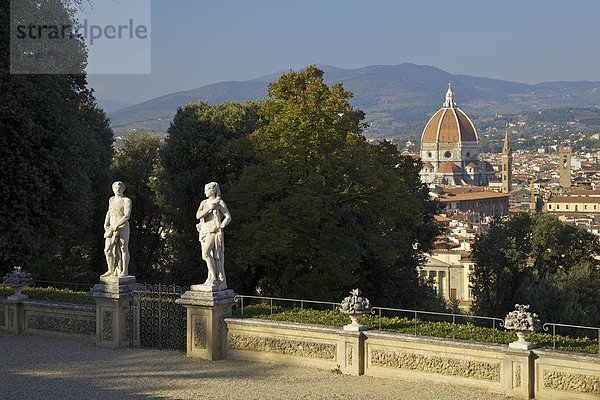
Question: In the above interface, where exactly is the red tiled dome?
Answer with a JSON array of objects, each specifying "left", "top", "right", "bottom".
[{"left": 421, "top": 86, "right": 478, "bottom": 144}]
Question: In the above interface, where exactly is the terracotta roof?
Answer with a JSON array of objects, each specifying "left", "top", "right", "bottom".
[
  {"left": 439, "top": 191, "right": 509, "bottom": 202},
  {"left": 548, "top": 196, "right": 600, "bottom": 204},
  {"left": 438, "top": 162, "right": 462, "bottom": 174},
  {"left": 565, "top": 189, "right": 600, "bottom": 197},
  {"left": 421, "top": 108, "right": 478, "bottom": 144},
  {"left": 423, "top": 161, "right": 434, "bottom": 169},
  {"left": 434, "top": 214, "right": 452, "bottom": 222}
]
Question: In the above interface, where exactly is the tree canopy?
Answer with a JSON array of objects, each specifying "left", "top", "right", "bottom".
[
  {"left": 471, "top": 213, "right": 600, "bottom": 325},
  {"left": 0, "top": 0, "right": 113, "bottom": 280},
  {"left": 224, "top": 66, "right": 441, "bottom": 305},
  {"left": 156, "top": 66, "right": 441, "bottom": 307}
]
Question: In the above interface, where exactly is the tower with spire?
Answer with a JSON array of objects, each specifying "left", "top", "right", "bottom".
[{"left": 501, "top": 129, "right": 512, "bottom": 194}]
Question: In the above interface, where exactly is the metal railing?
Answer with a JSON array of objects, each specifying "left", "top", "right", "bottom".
[
  {"left": 233, "top": 295, "right": 506, "bottom": 342},
  {"left": 370, "top": 306, "right": 505, "bottom": 343},
  {"left": 234, "top": 295, "right": 340, "bottom": 326},
  {"left": 543, "top": 323, "right": 600, "bottom": 355}
]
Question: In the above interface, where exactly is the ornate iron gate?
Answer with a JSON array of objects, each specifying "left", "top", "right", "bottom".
[{"left": 130, "top": 283, "right": 188, "bottom": 351}]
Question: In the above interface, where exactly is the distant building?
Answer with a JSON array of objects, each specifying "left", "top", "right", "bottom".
[
  {"left": 435, "top": 188, "right": 510, "bottom": 217},
  {"left": 546, "top": 189, "right": 600, "bottom": 214},
  {"left": 419, "top": 84, "right": 495, "bottom": 186},
  {"left": 546, "top": 188, "right": 600, "bottom": 235}
]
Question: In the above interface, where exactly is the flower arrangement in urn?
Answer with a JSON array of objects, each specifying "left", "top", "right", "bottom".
[
  {"left": 339, "top": 289, "right": 371, "bottom": 331},
  {"left": 3, "top": 266, "right": 34, "bottom": 301},
  {"left": 504, "top": 304, "right": 541, "bottom": 350}
]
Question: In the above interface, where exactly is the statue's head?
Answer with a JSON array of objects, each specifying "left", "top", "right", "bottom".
[
  {"left": 112, "top": 181, "right": 125, "bottom": 195},
  {"left": 204, "top": 182, "right": 221, "bottom": 198}
]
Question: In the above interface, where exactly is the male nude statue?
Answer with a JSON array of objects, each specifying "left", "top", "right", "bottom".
[
  {"left": 196, "top": 182, "right": 231, "bottom": 287},
  {"left": 101, "top": 181, "right": 132, "bottom": 278}
]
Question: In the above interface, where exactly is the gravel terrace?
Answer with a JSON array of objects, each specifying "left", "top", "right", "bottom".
[{"left": 0, "top": 333, "right": 517, "bottom": 400}]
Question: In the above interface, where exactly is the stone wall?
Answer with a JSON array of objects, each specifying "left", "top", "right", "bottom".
[
  {"left": 534, "top": 349, "right": 600, "bottom": 400},
  {"left": 0, "top": 299, "right": 95, "bottom": 341},
  {"left": 224, "top": 318, "right": 600, "bottom": 400},
  {"left": 364, "top": 331, "right": 531, "bottom": 399},
  {"left": 225, "top": 318, "right": 362, "bottom": 375}
]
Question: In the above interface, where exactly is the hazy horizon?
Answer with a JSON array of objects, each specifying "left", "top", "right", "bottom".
[{"left": 87, "top": 0, "right": 600, "bottom": 105}]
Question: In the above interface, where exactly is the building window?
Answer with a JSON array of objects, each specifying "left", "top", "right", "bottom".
[
  {"left": 450, "top": 289, "right": 457, "bottom": 299},
  {"left": 548, "top": 204, "right": 552, "bottom": 210},
  {"left": 427, "top": 152, "right": 432, "bottom": 158},
  {"left": 466, "top": 152, "right": 471, "bottom": 157},
  {"left": 444, "top": 151, "right": 452, "bottom": 158},
  {"left": 566, "top": 205, "right": 569, "bottom": 210}
]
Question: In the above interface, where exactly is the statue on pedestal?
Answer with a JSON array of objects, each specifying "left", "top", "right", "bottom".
[
  {"left": 101, "top": 181, "right": 132, "bottom": 278},
  {"left": 196, "top": 182, "right": 231, "bottom": 288}
]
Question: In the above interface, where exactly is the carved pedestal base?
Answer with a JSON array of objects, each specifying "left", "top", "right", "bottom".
[
  {"left": 343, "top": 313, "right": 368, "bottom": 332},
  {"left": 89, "top": 276, "right": 138, "bottom": 349},
  {"left": 509, "top": 331, "right": 538, "bottom": 350},
  {"left": 176, "top": 288, "right": 236, "bottom": 360}
]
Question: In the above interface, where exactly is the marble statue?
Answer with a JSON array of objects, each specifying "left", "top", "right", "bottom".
[
  {"left": 101, "top": 181, "right": 132, "bottom": 278},
  {"left": 196, "top": 182, "right": 231, "bottom": 288}
]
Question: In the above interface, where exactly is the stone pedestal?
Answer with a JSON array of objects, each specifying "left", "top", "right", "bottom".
[
  {"left": 176, "top": 287, "right": 236, "bottom": 360},
  {"left": 89, "top": 276, "right": 137, "bottom": 349},
  {"left": 2, "top": 300, "right": 25, "bottom": 334},
  {"left": 509, "top": 330, "right": 538, "bottom": 350}
]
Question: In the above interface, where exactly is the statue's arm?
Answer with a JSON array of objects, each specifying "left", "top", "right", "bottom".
[
  {"left": 104, "top": 199, "right": 112, "bottom": 231},
  {"left": 196, "top": 200, "right": 212, "bottom": 220},
  {"left": 112, "top": 198, "right": 132, "bottom": 230},
  {"left": 219, "top": 201, "right": 232, "bottom": 229}
]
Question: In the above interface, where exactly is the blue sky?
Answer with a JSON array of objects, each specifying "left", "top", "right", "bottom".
[{"left": 87, "top": 0, "right": 600, "bottom": 104}]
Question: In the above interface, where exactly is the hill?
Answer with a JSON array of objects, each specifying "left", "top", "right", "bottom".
[{"left": 107, "top": 63, "right": 600, "bottom": 140}]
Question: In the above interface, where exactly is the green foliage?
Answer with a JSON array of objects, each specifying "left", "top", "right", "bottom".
[
  {"left": 0, "top": 285, "right": 94, "bottom": 304},
  {"left": 226, "top": 66, "right": 441, "bottom": 306},
  {"left": 471, "top": 214, "right": 600, "bottom": 325},
  {"left": 111, "top": 132, "right": 164, "bottom": 281},
  {"left": 234, "top": 304, "right": 599, "bottom": 354},
  {"left": 0, "top": 0, "right": 113, "bottom": 280}
]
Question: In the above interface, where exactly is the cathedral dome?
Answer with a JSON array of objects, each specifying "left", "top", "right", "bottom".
[{"left": 421, "top": 85, "right": 478, "bottom": 144}]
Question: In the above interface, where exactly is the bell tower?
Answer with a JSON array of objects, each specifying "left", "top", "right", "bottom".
[
  {"left": 501, "top": 131, "right": 512, "bottom": 194},
  {"left": 559, "top": 147, "right": 572, "bottom": 190}
]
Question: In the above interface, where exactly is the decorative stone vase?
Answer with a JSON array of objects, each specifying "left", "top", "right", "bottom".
[
  {"left": 504, "top": 304, "right": 540, "bottom": 350},
  {"left": 510, "top": 330, "right": 534, "bottom": 350},
  {"left": 3, "top": 266, "right": 34, "bottom": 301},
  {"left": 9, "top": 285, "right": 27, "bottom": 301},
  {"left": 339, "top": 289, "right": 370, "bottom": 332}
]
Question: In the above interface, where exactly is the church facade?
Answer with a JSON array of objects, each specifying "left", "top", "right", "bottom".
[{"left": 419, "top": 85, "right": 496, "bottom": 186}]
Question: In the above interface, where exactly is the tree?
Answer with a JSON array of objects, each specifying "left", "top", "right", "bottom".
[
  {"left": 471, "top": 214, "right": 600, "bottom": 325},
  {"left": 157, "top": 101, "right": 259, "bottom": 283},
  {"left": 0, "top": 0, "right": 114, "bottom": 280},
  {"left": 225, "top": 66, "right": 441, "bottom": 306},
  {"left": 111, "top": 132, "right": 164, "bottom": 282}
]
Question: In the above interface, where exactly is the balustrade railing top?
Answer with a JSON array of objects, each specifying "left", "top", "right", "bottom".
[{"left": 233, "top": 294, "right": 507, "bottom": 342}]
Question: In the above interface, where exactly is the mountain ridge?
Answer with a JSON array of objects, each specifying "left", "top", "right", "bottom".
[{"left": 107, "top": 63, "right": 600, "bottom": 139}]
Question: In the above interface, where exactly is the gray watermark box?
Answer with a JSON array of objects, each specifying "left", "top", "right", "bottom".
[{"left": 10, "top": 0, "right": 151, "bottom": 74}]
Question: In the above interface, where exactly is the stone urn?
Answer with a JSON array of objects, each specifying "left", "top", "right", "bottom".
[
  {"left": 504, "top": 304, "right": 541, "bottom": 350},
  {"left": 339, "top": 289, "right": 371, "bottom": 332},
  {"left": 3, "top": 266, "right": 34, "bottom": 301}
]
